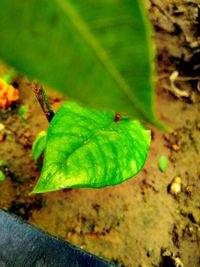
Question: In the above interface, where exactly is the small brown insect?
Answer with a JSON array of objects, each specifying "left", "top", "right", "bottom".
[{"left": 114, "top": 113, "right": 121, "bottom": 122}]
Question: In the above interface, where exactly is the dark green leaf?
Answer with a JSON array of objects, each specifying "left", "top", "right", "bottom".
[
  {"left": 32, "top": 131, "right": 47, "bottom": 162},
  {"left": 32, "top": 101, "right": 150, "bottom": 193},
  {"left": 0, "top": 0, "right": 161, "bottom": 126}
]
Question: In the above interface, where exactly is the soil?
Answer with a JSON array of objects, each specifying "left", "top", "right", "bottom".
[{"left": 0, "top": 1, "right": 200, "bottom": 267}]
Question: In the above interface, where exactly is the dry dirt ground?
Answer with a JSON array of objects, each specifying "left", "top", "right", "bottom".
[{"left": 0, "top": 1, "right": 200, "bottom": 267}]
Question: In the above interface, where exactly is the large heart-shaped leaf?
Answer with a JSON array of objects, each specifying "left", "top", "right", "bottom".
[
  {"left": 0, "top": 0, "right": 160, "bottom": 126},
  {"left": 33, "top": 101, "right": 150, "bottom": 193}
]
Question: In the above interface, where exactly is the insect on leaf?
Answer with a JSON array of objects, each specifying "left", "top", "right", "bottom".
[{"left": 32, "top": 101, "right": 151, "bottom": 193}]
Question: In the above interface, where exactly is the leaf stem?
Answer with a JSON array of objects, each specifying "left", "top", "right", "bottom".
[{"left": 33, "top": 83, "right": 55, "bottom": 122}]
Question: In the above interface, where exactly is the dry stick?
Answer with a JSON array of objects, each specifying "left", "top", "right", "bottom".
[{"left": 32, "top": 83, "right": 55, "bottom": 122}]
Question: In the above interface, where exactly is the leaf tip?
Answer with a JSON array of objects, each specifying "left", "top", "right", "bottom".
[{"left": 31, "top": 179, "right": 45, "bottom": 194}]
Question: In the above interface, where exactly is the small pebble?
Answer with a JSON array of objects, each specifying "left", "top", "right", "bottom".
[
  {"left": 188, "top": 226, "right": 193, "bottom": 233},
  {"left": 172, "top": 144, "right": 180, "bottom": 151},
  {"left": 169, "top": 177, "right": 182, "bottom": 195},
  {"left": 174, "top": 257, "right": 184, "bottom": 267},
  {"left": 196, "top": 122, "right": 200, "bottom": 130},
  {"left": 175, "top": 209, "right": 180, "bottom": 214},
  {"left": 0, "top": 123, "right": 5, "bottom": 132}
]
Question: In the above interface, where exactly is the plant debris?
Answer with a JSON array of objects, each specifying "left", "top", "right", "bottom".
[{"left": 158, "top": 155, "right": 169, "bottom": 172}]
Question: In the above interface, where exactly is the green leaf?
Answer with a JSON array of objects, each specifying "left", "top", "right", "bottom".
[
  {"left": 32, "top": 101, "right": 151, "bottom": 193},
  {"left": 0, "top": 170, "right": 5, "bottom": 181},
  {"left": 158, "top": 156, "right": 168, "bottom": 172},
  {"left": 32, "top": 131, "right": 47, "bottom": 162},
  {"left": 1, "top": 68, "right": 17, "bottom": 84},
  {"left": 19, "top": 104, "right": 28, "bottom": 118},
  {"left": 0, "top": 160, "right": 4, "bottom": 167},
  {"left": 0, "top": 0, "right": 161, "bottom": 126}
]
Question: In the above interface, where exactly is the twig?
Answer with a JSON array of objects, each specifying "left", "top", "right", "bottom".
[{"left": 32, "top": 83, "right": 55, "bottom": 122}]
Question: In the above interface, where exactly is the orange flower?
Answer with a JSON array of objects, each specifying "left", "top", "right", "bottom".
[{"left": 0, "top": 78, "right": 19, "bottom": 108}]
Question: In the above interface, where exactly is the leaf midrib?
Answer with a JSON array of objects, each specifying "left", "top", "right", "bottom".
[{"left": 55, "top": 0, "right": 150, "bottom": 121}]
